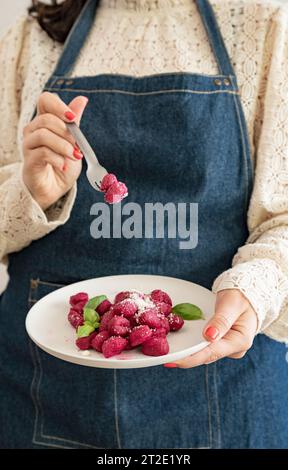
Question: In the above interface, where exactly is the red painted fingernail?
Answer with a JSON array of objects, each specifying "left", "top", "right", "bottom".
[
  {"left": 62, "top": 163, "right": 67, "bottom": 172},
  {"left": 204, "top": 326, "right": 219, "bottom": 340},
  {"left": 65, "top": 111, "right": 76, "bottom": 121},
  {"left": 164, "top": 363, "right": 178, "bottom": 368},
  {"left": 73, "top": 148, "right": 83, "bottom": 159}
]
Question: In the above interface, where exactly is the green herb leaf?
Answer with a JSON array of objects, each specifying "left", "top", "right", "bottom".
[
  {"left": 76, "top": 322, "right": 95, "bottom": 338},
  {"left": 85, "top": 295, "right": 107, "bottom": 310},
  {"left": 84, "top": 319, "right": 100, "bottom": 330},
  {"left": 83, "top": 307, "right": 100, "bottom": 324},
  {"left": 172, "top": 303, "right": 205, "bottom": 321}
]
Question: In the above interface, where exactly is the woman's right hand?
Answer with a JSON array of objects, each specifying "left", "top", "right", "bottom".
[{"left": 22, "top": 92, "right": 89, "bottom": 211}]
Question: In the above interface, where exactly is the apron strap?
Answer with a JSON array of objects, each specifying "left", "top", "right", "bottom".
[
  {"left": 195, "top": 0, "right": 235, "bottom": 77},
  {"left": 52, "top": 0, "right": 100, "bottom": 78},
  {"left": 50, "top": 0, "right": 235, "bottom": 79}
]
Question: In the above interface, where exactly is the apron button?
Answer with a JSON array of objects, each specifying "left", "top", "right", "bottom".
[
  {"left": 65, "top": 80, "right": 74, "bottom": 85},
  {"left": 223, "top": 78, "right": 230, "bottom": 86},
  {"left": 56, "top": 79, "right": 65, "bottom": 85},
  {"left": 214, "top": 78, "right": 222, "bottom": 86},
  {"left": 30, "top": 279, "right": 38, "bottom": 289}
]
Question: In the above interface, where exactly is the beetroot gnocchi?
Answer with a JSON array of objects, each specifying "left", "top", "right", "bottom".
[
  {"left": 67, "top": 288, "right": 202, "bottom": 358},
  {"left": 100, "top": 173, "right": 128, "bottom": 204}
]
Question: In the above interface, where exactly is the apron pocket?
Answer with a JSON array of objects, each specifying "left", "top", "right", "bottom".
[{"left": 28, "top": 278, "right": 118, "bottom": 449}]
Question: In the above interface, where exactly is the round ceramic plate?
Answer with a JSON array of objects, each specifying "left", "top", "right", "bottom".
[{"left": 25, "top": 274, "right": 215, "bottom": 369}]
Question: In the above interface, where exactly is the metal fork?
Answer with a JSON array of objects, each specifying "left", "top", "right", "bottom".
[{"left": 66, "top": 121, "right": 108, "bottom": 191}]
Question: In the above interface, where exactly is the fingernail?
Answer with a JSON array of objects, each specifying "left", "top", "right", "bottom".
[
  {"left": 204, "top": 326, "right": 219, "bottom": 340},
  {"left": 73, "top": 148, "right": 83, "bottom": 159},
  {"left": 65, "top": 111, "right": 76, "bottom": 121},
  {"left": 164, "top": 363, "right": 178, "bottom": 368},
  {"left": 62, "top": 163, "right": 67, "bottom": 172}
]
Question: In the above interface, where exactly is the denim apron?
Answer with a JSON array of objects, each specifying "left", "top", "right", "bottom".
[{"left": 1, "top": 0, "right": 288, "bottom": 449}]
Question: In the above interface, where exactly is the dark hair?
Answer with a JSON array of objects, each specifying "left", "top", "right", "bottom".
[{"left": 28, "top": 1, "right": 88, "bottom": 43}]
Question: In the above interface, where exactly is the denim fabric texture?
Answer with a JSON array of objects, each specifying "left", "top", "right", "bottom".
[{"left": 0, "top": 0, "right": 287, "bottom": 449}]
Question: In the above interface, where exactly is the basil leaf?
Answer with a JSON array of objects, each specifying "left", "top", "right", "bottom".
[
  {"left": 77, "top": 323, "right": 95, "bottom": 338},
  {"left": 172, "top": 303, "right": 205, "bottom": 321},
  {"left": 85, "top": 295, "right": 107, "bottom": 310},
  {"left": 83, "top": 307, "right": 100, "bottom": 324},
  {"left": 84, "top": 319, "right": 100, "bottom": 329}
]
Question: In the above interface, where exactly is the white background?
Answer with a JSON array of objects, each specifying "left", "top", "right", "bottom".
[
  {"left": 0, "top": 1, "right": 30, "bottom": 36},
  {"left": 0, "top": 0, "right": 287, "bottom": 293}
]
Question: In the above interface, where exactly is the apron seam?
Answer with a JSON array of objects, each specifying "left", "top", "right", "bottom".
[
  {"left": 114, "top": 369, "right": 122, "bottom": 449},
  {"left": 50, "top": 71, "right": 233, "bottom": 80},
  {"left": 44, "top": 87, "right": 239, "bottom": 96},
  {"left": 213, "top": 362, "right": 222, "bottom": 448},
  {"left": 38, "top": 434, "right": 106, "bottom": 449},
  {"left": 205, "top": 365, "right": 213, "bottom": 448},
  {"left": 35, "top": 345, "right": 45, "bottom": 443},
  {"left": 230, "top": 81, "right": 250, "bottom": 210},
  {"left": 32, "top": 440, "right": 74, "bottom": 449},
  {"left": 36, "top": 280, "right": 65, "bottom": 288},
  {"left": 28, "top": 340, "right": 41, "bottom": 448},
  {"left": 157, "top": 446, "right": 211, "bottom": 449}
]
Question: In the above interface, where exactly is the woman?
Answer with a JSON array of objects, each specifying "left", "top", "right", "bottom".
[{"left": 0, "top": 0, "right": 288, "bottom": 449}]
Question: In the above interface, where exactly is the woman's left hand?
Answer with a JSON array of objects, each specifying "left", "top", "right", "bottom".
[{"left": 167, "top": 289, "right": 258, "bottom": 369}]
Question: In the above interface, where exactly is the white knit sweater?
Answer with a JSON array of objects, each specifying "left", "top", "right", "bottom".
[{"left": 1, "top": 0, "right": 288, "bottom": 342}]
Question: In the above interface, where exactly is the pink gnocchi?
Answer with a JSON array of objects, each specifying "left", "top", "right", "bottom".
[
  {"left": 100, "top": 173, "right": 128, "bottom": 204},
  {"left": 68, "top": 288, "right": 187, "bottom": 358}
]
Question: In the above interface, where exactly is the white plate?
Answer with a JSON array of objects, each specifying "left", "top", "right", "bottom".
[{"left": 25, "top": 274, "right": 215, "bottom": 369}]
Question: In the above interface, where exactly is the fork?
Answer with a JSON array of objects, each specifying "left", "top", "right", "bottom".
[{"left": 66, "top": 121, "right": 108, "bottom": 191}]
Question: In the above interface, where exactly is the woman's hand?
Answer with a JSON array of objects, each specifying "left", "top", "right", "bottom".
[
  {"left": 165, "top": 289, "right": 258, "bottom": 368},
  {"left": 23, "top": 92, "right": 89, "bottom": 211}
]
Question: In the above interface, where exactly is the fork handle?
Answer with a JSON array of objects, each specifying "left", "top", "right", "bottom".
[{"left": 66, "top": 122, "right": 100, "bottom": 169}]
